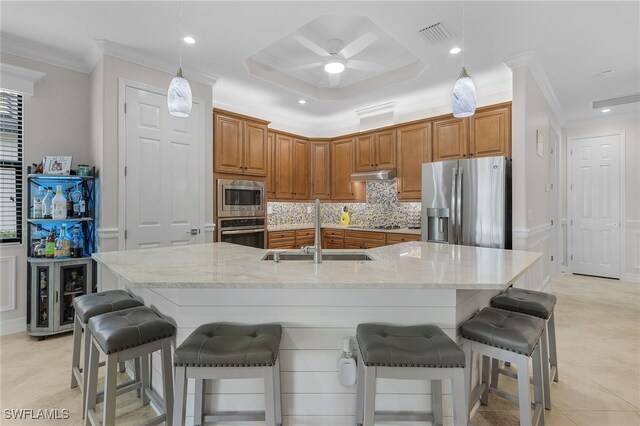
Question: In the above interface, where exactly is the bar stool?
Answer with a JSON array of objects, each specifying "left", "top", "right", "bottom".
[
  {"left": 355, "top": 324, "right": 468, "bottom": 426},
  {"left": 173, "top": 323, "right": 283, "bottom": 426},
  {"left": 491, "top": 287, "right": 558, "bottom": 382},
  {"left": 461, "top": 307, "right": 546, "bottom": 426},
  {"left": 85, "top": 306, "right": 175, "bottom": 426},
  {"left": 70, "top": 290, "right": 144, "bottom": 417}
]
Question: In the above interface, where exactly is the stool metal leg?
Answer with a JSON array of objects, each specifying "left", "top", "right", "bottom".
[
  {"left": 548, "top": 312, "right": 559, "bottom": 382},
  {"left": 274, "top": 358, "right": 282, "bottom": 426},
  {"left": 540, "top": 327, "right": 551, "bottom": 410},
  {"left": 194, "top": 378, "right": 204, "bottom": 426},
  {"left": 516, "top": 354, "right": 532, "bottom": 426},
  {"left": 263, "top": 363, "right": 276, "bottom": 426},
  {"left": 363, "top": 365, "right": 376, "bottom": 426},
  {"left": 71, "top": 314, "right": 82, "bottom": 388},
  {"left": 161, "top": 339, "right": 174, "bottom": 426},
  {"left": 355, "top": 353, "right": 365, "bottom": 426},
  {"left": 173, "top": 366, "right": 187, "bottom": 426},
  {"left": 452, "top": 368, "right": 468, "bottom": 426},
  {"left": 103, "top": 354, "right": 118, "bottom": 426},
  {"left": 431, "top": 379, "right": 443, "bottom": 426}
]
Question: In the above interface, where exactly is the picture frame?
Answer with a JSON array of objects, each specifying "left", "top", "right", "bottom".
[
  {"left": 43, "top": 156, "right": 72, "bottom": 175},
  {"left": 536, "top": 130, "right": 545, "bottom": 158}
]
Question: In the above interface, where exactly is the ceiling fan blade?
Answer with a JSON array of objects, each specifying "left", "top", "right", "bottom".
[
  {"left": 285, "top": 62, "right": 323, "bottom": 71},
  {"left": 347, "top": 60, "right": 385, "bottom": 73},
  {"left": 339, "top": 32, "right": 377, "bottom": 59},
  {"left": 328, "top": 73, "right": 341, "bottom": 87},
  {"left": 294, "top": 35, "right": 331, "bottom": 57}
]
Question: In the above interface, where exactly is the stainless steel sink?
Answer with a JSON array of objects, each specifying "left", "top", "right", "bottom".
[{"left": 262, "top": 251, "right": 373, "bottom": 261}]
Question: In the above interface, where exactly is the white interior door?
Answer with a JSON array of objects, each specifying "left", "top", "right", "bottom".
[
  {"left": 570, "top": 133, "right": 621, "bottom": 278},
  {"left": 124, "top": 86, "right": 202, "bottom": 250}
]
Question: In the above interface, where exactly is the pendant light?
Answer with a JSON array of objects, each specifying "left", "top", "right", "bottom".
[
  {"left": 451, "top": 4, "right": 477, "bottom": 118},
  {"left": 167, "top": 1, "right": 192, "bottom": 117}
]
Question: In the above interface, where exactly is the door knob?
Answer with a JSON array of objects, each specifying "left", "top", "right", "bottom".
[{"left": 187, "top": 228, "right": 199, "bottom": 235}]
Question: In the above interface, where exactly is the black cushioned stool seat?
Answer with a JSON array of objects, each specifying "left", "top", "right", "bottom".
[
  {"left": 174, "top": 323, "right": 282, "bottom": 367},
  {"left": 356, "top": 323, "right": 465, "bottom": 367},
  {"left": 70, "top": 289, "right": 145, "bottom": 420},
  {"left": 88, "top": 306, "right": 175, "bottom": 354},
  {"left": 355, "top": 324, "right": 468, "bottom": 426},
  {"left": 85, "top": 306, "right": 174, "bottom": 426},
  {"left": 461, "top": 307, "right": 547, "bottom": 425},
  {"left": 460, "top": 307, "right": 545, "bottom": 356},
  {"left": 173, "top": 323, "right": 284, "bottom": 426},
  {"left": 491, "top": 288, "right": 557, "bottom": 319}
]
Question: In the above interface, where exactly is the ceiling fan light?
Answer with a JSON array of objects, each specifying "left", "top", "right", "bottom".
[
  {"left": 167, "top": 67, "right": 192, "bottom": 117},
  {"left": 324, "top": 61, "right": 345, "bottom": 74},
  {"left": 451, "top": 67, "right": 477, "bottom": 118}
]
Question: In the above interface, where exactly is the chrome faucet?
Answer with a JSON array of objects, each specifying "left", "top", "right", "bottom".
[{"left": 302, "top": 199, "right": 323, "bottom": 263}]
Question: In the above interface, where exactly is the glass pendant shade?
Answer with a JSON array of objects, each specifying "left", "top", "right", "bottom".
[
  {"left": 451, "top": 67, "right": 477, "bottom": 118},
  {"left": 167, "top": 67, "right": 192, "bottom": 117}
]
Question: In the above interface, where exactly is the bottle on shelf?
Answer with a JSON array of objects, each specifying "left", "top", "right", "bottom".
[
  {"left": 71, "top": 226, "right": 84, "bottom": 258},
  {"left": 45, "top": 228, "right": 56, "bottom": 259},
  {"left": 66, "top": 189, "right": 74, "bottom": 218},
  {"left": 32, "top": 186, "right": 45, "bottom": 219},
  {"left": 71, "top": 183, "right": 85, "bottom": 218},
  {"left": 52, "top": 185, "right": 67, "bottom": 220},
  {"left": 55, "top": 225, "right": 72, "bottom": 259},
  {"left": 33, "top": 238, "right": 46, "bottom": 258},
  {"left": 42, "top": 188, "right": 53, "bottom": 219}
]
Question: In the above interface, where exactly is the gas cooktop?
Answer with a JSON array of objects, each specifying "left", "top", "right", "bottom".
[{"left": 374, "top": 225, "right": 401, "bottom": 230}]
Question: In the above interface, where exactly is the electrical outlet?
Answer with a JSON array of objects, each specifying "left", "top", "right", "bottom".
[
  {"left": 306, "top": 206, "right": 312, "bottom": 214},
  {"left": 267, "top": 204, "right": 273, "bottom": 214}
]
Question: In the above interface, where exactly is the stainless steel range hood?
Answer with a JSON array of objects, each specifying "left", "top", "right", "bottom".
[{"left": 350, "top": 169, "right": 397, "bottom": 182}]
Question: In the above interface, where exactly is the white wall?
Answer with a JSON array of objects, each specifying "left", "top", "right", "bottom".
[
  {"left": 510, "top": 66, "right": 562, "bottom": 291},
  {"left": 563, "top": 118, "right": 640, "bottom": 280},
  {"left": 91, "top": 55, "right": 214, "bottom": 288},
  {"left": 0, "top": 53, "right": 91, "bottom": 334}
]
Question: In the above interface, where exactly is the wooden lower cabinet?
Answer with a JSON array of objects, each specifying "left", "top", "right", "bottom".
[
  {"left": 344, "top": 230, "right": 386, "bottom": 249},
  {"left": 267, "top": 229, "right": 315, "bottom": 249},
  {"left": 322, "top": 229, "right": 345, "bottom": 249},
  {"left": 386, "top": 233, "right": 421, "bottom": 245}
]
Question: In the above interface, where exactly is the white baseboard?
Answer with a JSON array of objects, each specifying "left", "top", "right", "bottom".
[
  {"left": 0, "top": 316, "right": 26, "bottom": 336},
  {"left": 622, "top": 273, "right": 640, "bottom": 283}
]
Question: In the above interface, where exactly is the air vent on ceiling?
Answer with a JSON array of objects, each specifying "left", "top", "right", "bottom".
[
  {"left": 592, "top": 93, "right": 640, "bottom": 109},
  {"left": 418, "top": 22, "right": 452, "bottom": 44}
]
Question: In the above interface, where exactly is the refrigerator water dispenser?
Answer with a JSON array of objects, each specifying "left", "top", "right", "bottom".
[{"left": 427, "top": 208, "right": 449, "bottom": 243}]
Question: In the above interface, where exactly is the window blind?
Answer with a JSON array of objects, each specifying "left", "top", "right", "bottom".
[{"left": 0, "top": 91, "right": 23, "bottom": 244}]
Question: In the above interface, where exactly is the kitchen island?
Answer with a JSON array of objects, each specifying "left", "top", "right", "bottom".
[{"left": 93, "top": 242, "right": 541, "bottom": 425}]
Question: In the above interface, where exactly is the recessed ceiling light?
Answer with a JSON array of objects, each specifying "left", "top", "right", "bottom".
[
  {"left": 298, "top": 99, "right": 306, "bottom": 104},
  {"left": 324, "top": 61, "right": 345, "bottom": 74},
  {"left": 183, "top": 36, "right": 195, "bottom": 44},
  {"left": 450, "top": 47, "right": 461, "bottom": 54},
  {"left": 601, "top": 108, "right": 611, "bottom": 113}
]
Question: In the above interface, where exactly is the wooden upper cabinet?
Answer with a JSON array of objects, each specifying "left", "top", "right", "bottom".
[
  {"left": 354, "top": 130, "right": 397, "bottom": 171},
  {"left": 214, "top": 113, "right": 244, "bottom": 174},
  {"left": 375, "top": 129, "right": 397, "bottom": 169},
  {"left": 310, "top": 141, "right": 331, "bottom": 199},
  {"left": 266, "top": 132, "right": 276, "bottom": 199},
  {"left": 432, "top": 117, "right": 468, "bottom": 162},
  {"left": 354, "top": 134, "right": 376, "bottom": 172},
  {"left": 397, "top": 122, "right": 431, "bottom": 200},
  {"left": 214, "top": 111, "right": 268, "bottom": 176},
  {"left": 242, "top": 120, "right": 268, "bottom": 176},
  {"left": 469, "top": 104, "right": 511, "bottom": 158},
  {"left": 292, "top": 139, "right": 309, "bottom": 200},
  {"left": 275, "top": 134, "right": 294, "bottom": 199},
  {"left": 331, "top": 138, "right": 355, "bottom": 200}
]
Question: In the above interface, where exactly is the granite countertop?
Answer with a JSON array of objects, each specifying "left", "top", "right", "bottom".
[
  {"left": 93, "top": 242, "right": 541, "bottom": 290},
  {"left": 268, "top": 223, "right": 422, "bottom": 235}
]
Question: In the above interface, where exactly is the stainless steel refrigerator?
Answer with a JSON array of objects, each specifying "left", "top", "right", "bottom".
[{"left": 421, "top": 156, "right": 511, "bottom": 249}]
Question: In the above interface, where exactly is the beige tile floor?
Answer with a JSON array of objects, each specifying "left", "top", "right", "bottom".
[{"left": 0, "top": 274, "right": 638, "bottom": 425}]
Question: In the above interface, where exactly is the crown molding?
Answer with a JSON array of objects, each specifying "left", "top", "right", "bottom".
[
  {"left": 95, "top": 39, "right": 218, "bottom": 87},
  {"left": 503, "top": 51, "right": 565, "bottom": 125},
  {"left": 1, "top": 32, "right": 93, "bottom": 73},
  {"left": 562, "top": 111, "right": 640, "bottom": 129}
]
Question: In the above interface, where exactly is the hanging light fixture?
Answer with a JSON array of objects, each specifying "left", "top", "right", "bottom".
[
  {"left": 168, "top": 1, "right": 192, "bottom": 117},
  {"left": 451, "top": 4, "right": 476, "bottom": 118}
]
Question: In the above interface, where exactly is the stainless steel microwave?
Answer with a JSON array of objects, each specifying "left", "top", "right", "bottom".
[{"left": 217, "top": 179, "right": 265, "bottom": 218}]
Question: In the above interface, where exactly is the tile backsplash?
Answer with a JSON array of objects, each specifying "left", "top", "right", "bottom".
[{"left": 267, "top": 179, "right": 421, "bottom": 228}]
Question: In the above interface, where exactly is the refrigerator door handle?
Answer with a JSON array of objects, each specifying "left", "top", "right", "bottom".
[
  {"left": 457, "top": 167, "right": 463, "bottom": 244},
  {"left": 451, "top": 168, "right": 458, "bottom": 244}
]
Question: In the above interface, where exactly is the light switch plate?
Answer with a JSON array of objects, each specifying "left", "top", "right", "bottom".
[{"left": 267, "top": 204, "right": 273, "bottom": 214}]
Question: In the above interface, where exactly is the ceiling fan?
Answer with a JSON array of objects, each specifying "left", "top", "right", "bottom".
[{"left": 288, "top": 32, "right": 386, "bottom": 86}]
